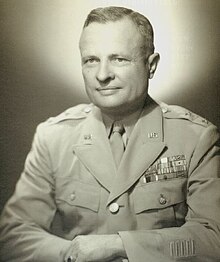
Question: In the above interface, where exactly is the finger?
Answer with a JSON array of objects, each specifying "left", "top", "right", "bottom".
[{"left": 64, "top": 255, "right": 77, "bottom": 262}]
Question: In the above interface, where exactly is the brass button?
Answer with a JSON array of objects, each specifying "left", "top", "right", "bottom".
[
  {"left": 159, "top": 194, "right": 167, "bottom": 205},
  {"left": 84, "top": 134, "right": 92, "bottom": 140},
  {"left": 202, "top": 119, "right": 208, "bottom": 124},
  {"left": 109, "top": 202, "right": 119, "bottom": 213},
  {"left": 84, "top": 107, "right": 91, "bottom": 113},
  {"left": 70, "top": 193, "right": 75, "bottom": 201},
  {"left": 162, "top": 107, "right": 168, "bottom": 114}
]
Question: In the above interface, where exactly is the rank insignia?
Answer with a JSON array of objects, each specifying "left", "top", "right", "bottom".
[
  {"left": 148, "top": 132, "right": 158, "bottom": 139},
  {"left": 143, "top": 155, "right": 187, "bottom": 183},
  {"left": 84, "top": 134, "right": 92, "bottom": 140}
]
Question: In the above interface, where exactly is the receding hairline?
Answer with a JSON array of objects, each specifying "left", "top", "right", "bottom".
[
  {"left": 82, "top": 6, "right": 151, "bottom": 28},
  {"left": 79, "top": 17, "right": 147, "bottom": 52},
  {"left": 82, "top": 6, "right": 155, "bottom": 54}
]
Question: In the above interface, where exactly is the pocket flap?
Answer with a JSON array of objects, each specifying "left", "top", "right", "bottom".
[
  {"left": 56, "top": 179, "right": 100, "bottom": 212},
  {"left": 134, "top": 179, "right": 187, "bottom": 213}
]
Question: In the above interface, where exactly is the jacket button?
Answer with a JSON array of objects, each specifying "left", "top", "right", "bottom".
[
  {"left": 159, "top": 195, "right": 167, "bottom": 205},
  {"left": 162, "top": 107, "right": 168, "bottom": 114},
  {"left": 109, "top": 203, "right": 119, "bottom": 213},
  {"left": 84, "top": 107, "right": 91, "bottom": 113},
  {"left": 70, "top": 193, "right": 75, "bottom": 201}
]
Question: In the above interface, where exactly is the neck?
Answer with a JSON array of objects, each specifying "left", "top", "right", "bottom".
[
  {"left": 100, "top": 96, "right": 149, "bottom": 121},
  {"left": 101, "top": 108, "right": 140, "bottom": 121}
]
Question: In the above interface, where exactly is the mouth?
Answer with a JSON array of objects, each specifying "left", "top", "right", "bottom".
[
  {"left": 96, "top": 86, "right": 121, "bottom": 91},
  {"left": 96, "top": 86, "right": 121, "bottom": 96}
]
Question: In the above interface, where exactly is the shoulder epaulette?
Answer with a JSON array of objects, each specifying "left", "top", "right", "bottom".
[
  {"left": 159, "top": 102, "right": 210, "bottom": 127},
  {"left": 45, "top": 104, "right": 93, "bottom": 125}
]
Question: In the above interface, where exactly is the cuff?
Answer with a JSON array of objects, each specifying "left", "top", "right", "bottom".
[
  {"left": 33, "top": 236, "right": 72, "bottom": 262},
  {"left": 119, "top": 230, "right": 163, "bottom": 262}
]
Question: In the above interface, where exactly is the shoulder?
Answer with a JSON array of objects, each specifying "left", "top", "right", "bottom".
[
  {"left": 158, "top": 101, "right": 211, "bottom": 128},
  {"left": 35, "top": 103, "right": 94, "bottom": 139},
  {"left": 158, "top": 101, "right": 219, "bottom": 148},
  {"left": 41, "top": 103, "right": 94, "bottom": 126}
]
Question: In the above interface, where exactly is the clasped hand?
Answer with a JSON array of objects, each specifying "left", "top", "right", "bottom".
[{"left": 65, "top": 234, "right": 126, "bottom": 262}]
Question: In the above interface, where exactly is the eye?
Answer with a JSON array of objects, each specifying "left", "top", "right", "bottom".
[
  {"left": 115, "top": 58, "right": 126, "bottom": 62},
  {"left": 112, "top": 57, "right": 130, "bottom": 65},
  {"left": 86, "top": 58, "right": 98, "bottom": 64},
  {"left": 82, "top": 57, "right": 99, "bottom": 65}
]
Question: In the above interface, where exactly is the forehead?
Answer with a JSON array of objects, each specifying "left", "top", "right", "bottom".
[{"left": 79, "top": 18, "right": 144, "bottom": 54}]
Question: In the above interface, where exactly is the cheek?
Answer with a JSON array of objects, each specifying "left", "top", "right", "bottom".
[
  {"left": 126, "top": 71, "right": 148, "bottom": 95},
  {"left": 122, "top": 69, "right": 141, "bottom": 84},
  {"left": 82, "top": 69, "right": 94, "bottom": 83},
  {"left": 117, "top": 68, "right": 135, "bottom": 87}
]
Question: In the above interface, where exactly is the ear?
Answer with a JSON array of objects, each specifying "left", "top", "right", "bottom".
[{"left": 147, "top": 53, "right": 160, "bottom": 79}]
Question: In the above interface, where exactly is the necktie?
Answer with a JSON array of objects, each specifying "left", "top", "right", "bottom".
[{"left": 110, "top": 121, "right": 125, "bottom": 168}]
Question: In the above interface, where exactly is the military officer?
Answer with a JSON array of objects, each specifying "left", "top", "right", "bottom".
[{"left": 0, "top": 6, "right": 220, "bottom": 262}]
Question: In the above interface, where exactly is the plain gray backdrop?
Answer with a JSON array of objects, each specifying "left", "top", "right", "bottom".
[{"left": 0, "top": 0, "right": 219, "bottom": 213}]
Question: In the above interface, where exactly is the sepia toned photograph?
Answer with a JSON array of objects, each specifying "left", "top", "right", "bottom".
[{"left": 0, "top": 0, "right": 219, "bottom": 261}]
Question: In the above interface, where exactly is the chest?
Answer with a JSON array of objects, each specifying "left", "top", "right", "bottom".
[{"left": 52, "top": 150, "right": 188, "bottom": 239}]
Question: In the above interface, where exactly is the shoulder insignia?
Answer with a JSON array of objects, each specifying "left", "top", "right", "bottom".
[
  {"left": 45, "top": 104, "right": 93, "bottom": 125},
  {"left": 160, "top": 103, "right": 210, "bottom": 127}
]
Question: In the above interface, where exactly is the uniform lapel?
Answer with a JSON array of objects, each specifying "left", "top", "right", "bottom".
[
  {"left": 72, "top": 106, "right": 116, "bottom": 192},
  {"left": 107, "top": 100, "right": 167, "bottom": 204}
]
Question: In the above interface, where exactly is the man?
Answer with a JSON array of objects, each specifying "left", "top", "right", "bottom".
[{"left": 0, "top": 6, "right": 219, "bottom": 262}]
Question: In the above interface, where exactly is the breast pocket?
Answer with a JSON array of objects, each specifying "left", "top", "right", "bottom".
[
  {"left": 133, "top": 178, "right": 187, "bottom": 229},
  {"left": 55, "top": 178, "right": 100, "bottom": 235}
]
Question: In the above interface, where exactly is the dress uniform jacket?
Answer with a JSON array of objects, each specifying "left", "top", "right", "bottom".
[{"left": 0, "top": 98, "right": 220, "bottom": 262}]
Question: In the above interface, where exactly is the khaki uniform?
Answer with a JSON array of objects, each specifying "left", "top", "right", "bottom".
[{"left": 0, "top": 98, "right": 220, "bottom": 262}]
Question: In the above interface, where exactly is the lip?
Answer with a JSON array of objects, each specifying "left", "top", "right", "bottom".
[
  {"left": 96, "top": 86, "right": 121, "bottom": 96},
  {"left": 96, "top": 86, "right": 121, "bottom": 91}
]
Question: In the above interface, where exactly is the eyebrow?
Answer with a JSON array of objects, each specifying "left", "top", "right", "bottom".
[
  {"left": 81, "top": 55, "right": 98, "bottom": 61},
  {"left": 109, "top": 53, "right": 131, "bottom": 59},
  {"left": 81, "top": 53, "right": 132, "bottom": 62}
]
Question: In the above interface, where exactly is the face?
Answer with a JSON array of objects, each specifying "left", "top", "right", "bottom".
[{"left": 79, "top": 18, "right": 157, "bottom": 117}]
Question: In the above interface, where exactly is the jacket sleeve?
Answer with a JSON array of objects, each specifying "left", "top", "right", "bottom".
[
  {"left": 119, "top": 124, "right": 220, "bottom": 262},
  {"left": 0, "top": 124, "right": 72, "bottom": 262}
]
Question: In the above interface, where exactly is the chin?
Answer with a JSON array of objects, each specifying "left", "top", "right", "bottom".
[
  {"left": 96, "top": 101, "right": 125, "bottom": 109},
  {"left": 97, "top": 103, "right": 133, "bottom": 117},
  {"left": 92, "top": 98, "right": 124, "bottom": 109}
]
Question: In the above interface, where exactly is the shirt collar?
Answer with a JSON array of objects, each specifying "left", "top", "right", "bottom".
[{"left": 101, "top": 107, "right": 143, "bottom": 141}]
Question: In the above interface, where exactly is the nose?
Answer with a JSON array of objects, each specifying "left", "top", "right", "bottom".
[{"left": 96, "top": 61, "right": 115, "bottom": 83}]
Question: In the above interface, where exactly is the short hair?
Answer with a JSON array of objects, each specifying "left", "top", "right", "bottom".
[{"left": 83, "top": 6, "right": 155, "bottom": 54}]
